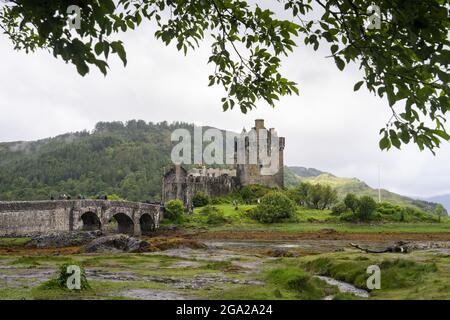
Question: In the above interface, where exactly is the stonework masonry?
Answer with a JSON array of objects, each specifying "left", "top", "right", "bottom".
[
  {"left": 163, "top": 119, "right": 285, "bottom": 207},
  {"left": 0, "top": 200, "right": 162, "bottom": 236}
]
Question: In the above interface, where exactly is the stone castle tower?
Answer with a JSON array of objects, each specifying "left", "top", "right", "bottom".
[
  {"left": 162, "top": 119, "right": 285, "bottom": 207},
  {"left": 235, "top": 119, "right": 285, "bottom": 188}
]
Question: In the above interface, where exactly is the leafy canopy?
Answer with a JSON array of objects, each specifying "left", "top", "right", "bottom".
[{"left": 1, "top": 0, "right": 449, "bottom": 152}]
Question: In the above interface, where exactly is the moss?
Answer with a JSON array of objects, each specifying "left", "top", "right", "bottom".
[
  {"left": 265, "top": 267, "right": 328, "bottom": 299},
  {"left": 11, "top": 255, "right": 78, "bottom": 266},
  {"left": 0, "top": 237, "right": 31, "bottom": 247}
]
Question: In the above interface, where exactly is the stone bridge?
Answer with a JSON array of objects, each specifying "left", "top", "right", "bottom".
[{"left": 0, "top": 200, "right": 163, "bottom": 236}]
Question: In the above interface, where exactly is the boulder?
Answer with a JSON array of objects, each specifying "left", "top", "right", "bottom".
[
  {"left": 83, "top": 234, "right": 150, "bottom": 253},
  {"left": 27, "top": 231, "right": 102, "bottom": 248}
]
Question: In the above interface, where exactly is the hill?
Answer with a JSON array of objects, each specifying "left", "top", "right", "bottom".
[
  {"left": 0, "top": 120, "right": 189, "bottom": 202},
  {"left": 284, "top": 166, "right": 445, "bottom": 214}
]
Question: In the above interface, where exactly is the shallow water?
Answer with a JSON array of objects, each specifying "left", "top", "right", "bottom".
[{"left": 316, "top": 276, "right": 370, "bottom": 298}]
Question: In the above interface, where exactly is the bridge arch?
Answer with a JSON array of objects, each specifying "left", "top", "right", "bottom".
[
  {"left": 139, "top": 213, "right": 155, "bottom": 235},
  {"left": 111, "top": 212, "right": 134, "bottom": 235},
  {"left": 80, "top": 212, "right": 101, "bottom": 231}
]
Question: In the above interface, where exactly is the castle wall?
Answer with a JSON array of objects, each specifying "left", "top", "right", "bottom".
[
  {"left": 185, "top": 175, "right": 238, "bottom": 208},
  {"left": 162, "top": 171, "right": 238, "bottom": 208}
]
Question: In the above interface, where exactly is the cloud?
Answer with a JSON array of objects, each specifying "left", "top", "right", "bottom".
[{"left": 0, "top": 17, "right": 449, "bottom": 198}]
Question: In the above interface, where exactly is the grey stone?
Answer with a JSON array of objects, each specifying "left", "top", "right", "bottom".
[{"left": 83, "top": 234, "right": 150, "bottom": 253}]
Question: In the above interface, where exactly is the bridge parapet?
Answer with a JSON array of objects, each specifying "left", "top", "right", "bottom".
[{"left": 0, "top": 200, "right": 162, "bottom": 236}]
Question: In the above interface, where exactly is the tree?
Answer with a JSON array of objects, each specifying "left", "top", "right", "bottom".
[
  {"left": 356, "top": 196, "right": 377, "bottom": 222},
  {"left": 434, "top": 204, "right": 446, "bottom": 223},
  {"left": 331, "top": 202, "right": 348, "bottom": 216},
  {"left": 287, "top": 182, "right": 311, "bottom": 206},
  {"left": 307, "top": 184, "right": 323, "bottom": 209},
  {"left": 251, "top": 191, "right": 296, "bottom": 223},
  {"left": 318, "top": 185, "right": 337, "bottom": 210},
  {"left": 1, "top": 1, "right": 448, "bottom": 152},
  {"left": 344, "top": 193, "right": 359, "bottom": 214}
]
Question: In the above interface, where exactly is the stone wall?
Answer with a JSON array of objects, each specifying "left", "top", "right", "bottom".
[
  {"left": 0, "top": 200, "right": 162, "bottom": 236},
  {"left": 162, "top": 167, "right": 238, "bottom": 208}
]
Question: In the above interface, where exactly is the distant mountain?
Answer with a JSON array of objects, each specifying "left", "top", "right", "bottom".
[
  {"left": 288, "top": 166, "right": 325, "bottom": 177},
  {"left": 423, "top": 194, "right": 450, "bottom": 213},
  {"left": 285, "top": 166, "right": 447, "bottom": 214}
]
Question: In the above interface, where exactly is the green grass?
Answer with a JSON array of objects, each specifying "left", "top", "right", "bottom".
[
  {"left": 0, "top": 237, "right": 31, "bottom": 247},
  {"left": 300, "top": 252, "right": 449, "bottom": 299},
  {"left": 177, "top": 204, "right": 450, "bottom": 233}
]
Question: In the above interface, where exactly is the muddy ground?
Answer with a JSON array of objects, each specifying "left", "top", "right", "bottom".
[{"left": 0, "top": 229, "right": 449, "bottom": 300}]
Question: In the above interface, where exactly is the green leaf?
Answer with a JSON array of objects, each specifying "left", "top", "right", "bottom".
[
  {"left": 334, "top": 56, "right": 345, "bottom": 71},
  {"left": 76, "top": 62, "right": 89, "bottom": 77},
  {"left": 331, "top": 44, "right": 338, "bottom": 55},
  {"left": 353, "top": 81, "right": 364, "bottom": 91},
  {"left": 94, "top": 42, "right": 103, "bottom": 56},
  {"left": 111, "top": 41, "right": 127, "bottom": 66},
  {"left": 379, "top": 136, "right": 391, "bottom": 150}
]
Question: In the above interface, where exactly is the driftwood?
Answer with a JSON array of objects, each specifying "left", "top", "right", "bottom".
[{"left": 349, "top": 241, "right": 410, "bottom": 254}]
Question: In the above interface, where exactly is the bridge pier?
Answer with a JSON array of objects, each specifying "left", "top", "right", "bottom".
[{"left": 133, "top": 218, "right": 142, "bottom": 237}]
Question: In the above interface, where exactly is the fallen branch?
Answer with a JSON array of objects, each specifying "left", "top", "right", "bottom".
[{"left": 349, "top": 241, "right": 410, "bottom": 254}]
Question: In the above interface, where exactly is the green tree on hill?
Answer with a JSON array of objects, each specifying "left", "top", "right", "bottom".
[{"left": 434, "top": 204, "right": 446, "bottom": 223}]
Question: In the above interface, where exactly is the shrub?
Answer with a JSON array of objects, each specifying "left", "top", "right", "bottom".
[
  {"left": 331, "top": 202, "right": 348, "bottom": 216},
  {"left": 209, "top": 197, "right": 223, "bottom": 205},
  {"left": 339, "top": 211, "right": 357, "bottom": 222},
  {"left": 356, "top": 196, "right": 377, "bottom": 221},
  {"left": 239, "top": 184, "right": 273, "bottom": 203},
  {"left": 200, "top": 205, "right": 229, "bottom": 225},
  {"left": 192, "top": 192, "right": 210, "bottom": 207},
  {"left": 164, "top": 199, "right": 184, "bottom": 221},
  {"left": 251, "top": 191, "right": 296, "bottom": 223},
  {"left": 107, "top": 194, "right": 124, "bottom": 201},
  {"left": 344, "top": 193, "right": 360, "bottom": 214}
]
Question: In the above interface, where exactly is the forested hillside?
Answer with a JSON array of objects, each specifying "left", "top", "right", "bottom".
[{"left": 0, "top": 120, "right": 191, "bottom": 202}]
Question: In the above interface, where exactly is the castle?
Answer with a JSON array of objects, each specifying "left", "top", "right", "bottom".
[{"left": 162, "top": 119, "right": 285, "bottom": 208}]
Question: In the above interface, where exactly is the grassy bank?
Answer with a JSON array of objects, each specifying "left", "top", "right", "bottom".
[{"left": 173, "top": 204, "right": 450, "bottom": 234}]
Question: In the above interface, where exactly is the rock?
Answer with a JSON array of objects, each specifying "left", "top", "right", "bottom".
[
  {"left": 27, "top": 231, "right": 102, "bottom": 248},
  {"left": 161, "top": 225, "right": 178, "bottom": 231},
  {"left": 83, "top": 234, "right": 151, "bottom": 253},
  {"left": 149, "top": 237, "right": 207, "bottom": 251},
  {"left": 265, "top": 249, "right": 298, "bottom": 257}
]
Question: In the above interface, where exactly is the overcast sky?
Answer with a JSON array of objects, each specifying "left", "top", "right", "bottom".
[{"left": 0, "top": 12, "right": 449, "bottom": 199}]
